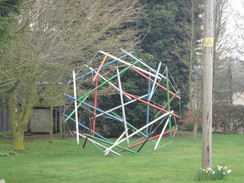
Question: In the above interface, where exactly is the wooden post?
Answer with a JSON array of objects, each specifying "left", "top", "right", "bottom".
[{"left": 202, "top": 0, "right": 214, "bottom": 169}]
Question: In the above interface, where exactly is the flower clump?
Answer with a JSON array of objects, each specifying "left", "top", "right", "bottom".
[{"left": 197, "top": 165, "right": 231, "bottom": 181}]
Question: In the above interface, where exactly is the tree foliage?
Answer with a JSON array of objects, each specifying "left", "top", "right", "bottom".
[
  {"left": 138, "top": 0, "right": 205, "bottom": 138},
  {"left": 0, "top": 0, "right": 22, "bottom": 52},
  {"left": 0, "top": 0, "right": 23, "bottom": 106},
  {"left": 138, "top": 0, "right": 203, "bottom": 105}
]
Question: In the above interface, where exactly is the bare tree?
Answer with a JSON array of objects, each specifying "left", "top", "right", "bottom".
[
  {"left": 173, "top": 0, "right": 203, "bottom": 138},
  {"left": 2, "top": 0, "right": 142, "bottom": 150},
  {"left": 213, "top": 0, "right": 238, "bottom": 104}
]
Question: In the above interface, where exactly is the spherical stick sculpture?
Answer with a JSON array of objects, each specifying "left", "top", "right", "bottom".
[{"left": 63, "top": 49, "right": 181, "bottom": 156}]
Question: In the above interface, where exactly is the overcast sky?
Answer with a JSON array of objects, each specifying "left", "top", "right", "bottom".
[
  {"left": 228, "top": 0, "right": 244, "bottom": 60},
  {"left": 231, "top": 0, "right": 244, "bottom": 13}
]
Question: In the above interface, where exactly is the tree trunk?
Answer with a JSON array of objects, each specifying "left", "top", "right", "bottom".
[
  {"left": 9, "top": 92, "right": 25, "bottom": 151},
  {"left": 13, "top": 130, "right": 25, "bottom": 151},
  {"left": 192, "top": 120, "right": 198, "bottom": 138},
  {"left": 49, "top": 106, "right": 54, "bottom": 143},
  {"left": 9, "top": 78, "right": 37, "bottom": 151}
]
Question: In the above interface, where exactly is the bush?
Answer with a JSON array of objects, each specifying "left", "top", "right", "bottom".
[
  {"left": 213, "top": 104, "right": 244, "bottom": 134},
  {"left": 179, "top": 108, "right": 202, "bottom": 131}
]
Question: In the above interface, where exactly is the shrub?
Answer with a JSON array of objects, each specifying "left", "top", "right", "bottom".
[
  {"left": 179, "top": 108, "right": 202, "bottom": 131},
  {"left": 213, "top": 104, "right": 244, "bottom": 134}
]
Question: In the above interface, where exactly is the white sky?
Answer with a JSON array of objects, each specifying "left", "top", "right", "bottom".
[
  {"left": 231, "top": 0, "right": 244, "bottom": 13},
  {"left": 227, "top": 0, "right": 244, "bottom": 60}
]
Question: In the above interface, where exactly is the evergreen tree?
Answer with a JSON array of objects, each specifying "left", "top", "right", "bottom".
[
  {"left": 138, "top": 0, "right": 203, "bottom": 106},
  {"left": 0, "top": 0, "right": 22, "bottom": 51},
  {"left": 0, "top": 0, "right": 23, "bottom": 106}
]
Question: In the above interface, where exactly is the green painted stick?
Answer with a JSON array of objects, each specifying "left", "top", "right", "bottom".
[
  {"left": 112, "top": 112, "right": 156, "bottom": 144},
  {"left": 154, "top": 91, "right": 180, "bottom": 120},
  {"left": 64, "top": 95, "right": 89, "bottom": 122},
  {"left": 84, "top": 133, "right": 137, "bottom": 154},
  {"left": 78, "top": 60, "right": 140, "bottom": 101}
]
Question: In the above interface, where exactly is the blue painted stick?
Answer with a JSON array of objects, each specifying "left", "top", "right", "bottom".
[
  {"left": 65, "top": 94, "right": 122, "bottom": 122},
  {"left": 146, "top": 73, "right": 151, "bottom": 136},
  {"left": 63, "top": 114, "right": 112, "bottom": 143},
  {"left": 69, "top": 52, "right": 133, "bottom": 83},
  {"left": 149, "top": 62, "right": 162, "bottom": 100}
]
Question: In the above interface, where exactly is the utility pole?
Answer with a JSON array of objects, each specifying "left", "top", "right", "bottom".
[{"left": 202, "top": 0, "right": 214, "bottom": 169}]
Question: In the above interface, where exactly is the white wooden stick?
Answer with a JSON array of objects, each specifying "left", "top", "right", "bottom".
[
  {"left": 154, "top": 115, "right": 170, "bottom": 150},
  {"left": 86, "top": 65, "right": 132, "bottom": 100},
  {"left": 104, "top": 112, "right": 170, "bottom": 153},
  {"left": 99, "top": 51, "right": 160, "bottom": 79},
  {"left": 73, "top": 70, "right": 79, "bottom": 145},
  {"left": 95, "top": 94, "right": 148, "bottom": 119},
  {"left": 149, "top": 62, "right": 162, "bottom": 100},
  {"left": 104, "top": 131, "right": 126, "bottom": 156},
  {"left": 117, "top": 68, "right": 129, "bottom": 145},
  {"left": 74, "top": 132, "right": 122, "bottom": 157},
  {"left": 120, "top": 49, "right": 166, "bottom": 79}
]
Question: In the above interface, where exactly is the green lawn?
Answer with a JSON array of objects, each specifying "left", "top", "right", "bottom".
[{"left": 0, "top": 132, "right": 243, "bottom": 183}]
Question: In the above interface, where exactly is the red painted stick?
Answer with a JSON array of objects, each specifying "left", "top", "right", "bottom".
[
  {"left": 119, "top": 129, "right": 176, "bottom": 152},
  {"left": 91, "top": 77, "right": 99, "bottom": 134},
  {"left": 123, "top": 92, "right": 180, "bottom": 118},
  {"left": 130, "top": 67, "right": 181, "bottom": 99},
  {"left": 93, "top": 55, "right": 107, "bottom": 81},
  {"left": 83, "top": 77, "right": 99, "bottom": 149}
]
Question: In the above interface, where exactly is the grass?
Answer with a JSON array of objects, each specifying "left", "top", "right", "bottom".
[{"left": 0, "top": 132, "right": 243, "bottom": 183}]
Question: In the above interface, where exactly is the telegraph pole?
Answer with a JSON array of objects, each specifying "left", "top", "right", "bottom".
[{"left": 202, "top": 0, "right": 214, "bottom": 169}]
